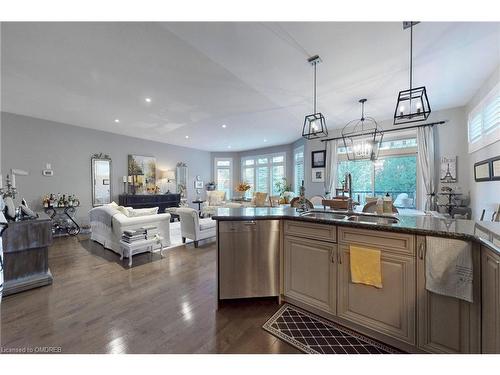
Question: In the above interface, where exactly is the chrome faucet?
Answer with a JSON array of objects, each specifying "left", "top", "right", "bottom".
[{"left": 345, "top": 172, "right": 354, "bottom": 212}]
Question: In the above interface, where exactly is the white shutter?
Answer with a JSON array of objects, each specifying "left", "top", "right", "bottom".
[
  {"left": 483, "top": 95, "right": 499, "bottom": 134},
  {"left": 468, "top": 82, "right": 500, "bottom": 153},
  {"left": 468, "top": 111, "right": 482, "bottom": 143}
]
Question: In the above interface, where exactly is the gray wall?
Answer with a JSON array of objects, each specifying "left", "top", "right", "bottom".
[{"left": 1, "top": 112, "right": 212, "bottom": 224}]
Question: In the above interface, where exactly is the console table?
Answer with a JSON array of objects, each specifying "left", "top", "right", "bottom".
[
  {"left": 119, "top": 194, "right": 181, "bottom": 215},
  {"left": 2, "top": 213, "right": 53, "bottom": 296}
]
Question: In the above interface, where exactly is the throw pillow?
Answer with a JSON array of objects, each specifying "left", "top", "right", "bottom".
[
  {"left": 116, "top": 205, "right": 130, "bottom": 217},
  {"left": 127, "top": 207, "right": 159, "bottom": 217}
]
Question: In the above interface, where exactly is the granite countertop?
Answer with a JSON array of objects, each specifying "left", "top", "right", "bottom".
[{"left": 212, "top": 207, "right": 500, "bottom": 254}]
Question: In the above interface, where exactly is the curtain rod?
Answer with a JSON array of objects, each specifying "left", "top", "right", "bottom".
[{"left": 320, "top": 120, "right": 447, "bottom": 142}]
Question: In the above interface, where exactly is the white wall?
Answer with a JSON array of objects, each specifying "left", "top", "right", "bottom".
[
  {"left": 1, "top": 112, "right": 212, "bottom": 224},
  {"left": 465, "top": 65, "right": 500, "bottom": 220}
]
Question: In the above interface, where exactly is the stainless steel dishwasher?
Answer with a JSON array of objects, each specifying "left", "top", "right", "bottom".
[{"left": 218, "top": 220, "right": 280, "bottom": 300}]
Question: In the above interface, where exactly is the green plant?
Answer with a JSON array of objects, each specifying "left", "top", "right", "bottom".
[{"left": 275, "top": 177, "right": 292, "bottom": 197}]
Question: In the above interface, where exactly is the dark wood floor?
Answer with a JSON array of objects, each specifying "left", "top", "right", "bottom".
[{"left": 0, "top": 236, "right": 300, "bottom": 354}]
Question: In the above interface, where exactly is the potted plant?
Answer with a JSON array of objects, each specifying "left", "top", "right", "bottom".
[
  {"left": 205, "top": 181, "right": 216, "bottom": 191},
  {"left": 235, "top": 182, "right": 251, "bottom": 200},
  {"left": 275, "top": 178, "right": 293, "bottom": 204}
]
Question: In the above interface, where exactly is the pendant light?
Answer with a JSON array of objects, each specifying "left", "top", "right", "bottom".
[
  {"left": 341, "top": 99, "right": 383, "bottom": 161},
  {"left": 302, "top": 55, "right": 328, "bottom": 140},
  {"left": 393, "top": 21, "right": 431, "bottom": 125}
]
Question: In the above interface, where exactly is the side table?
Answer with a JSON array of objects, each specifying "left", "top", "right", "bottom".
[
  {"left": 192, "top": 200, "right": 205, "bottom": 218},
  {"left": 44, "top": 206, "right": 80, "bottom": 236}
]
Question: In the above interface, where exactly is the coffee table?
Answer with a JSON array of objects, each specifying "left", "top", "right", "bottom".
[{"left": 119, "top": 237, "right": 164, "bottom": 267}]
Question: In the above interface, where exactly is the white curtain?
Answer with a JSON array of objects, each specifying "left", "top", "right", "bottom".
[
  {"left": 417, "top": 126, "right": 436, "bottom": 211},
  {"left": 324, "top": 140, "right": 338, "bottom": 198}
]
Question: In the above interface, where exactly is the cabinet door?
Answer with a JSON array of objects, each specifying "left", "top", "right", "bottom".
[
  {"left": 337, "top": 245, "right": 416, "bottom": 345},
  {"left": 284, "top": 236, "right": 336, "bottom": 314},
  {"left": 482, "top": 246, "right": 500, "bottom": 353},
  {"left": 416, "top": 236, "right": 481, "bottom": 353}
]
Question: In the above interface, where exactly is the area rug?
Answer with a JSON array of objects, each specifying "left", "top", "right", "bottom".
[{"left": 263, "top": 304, "right": 401, "bottom": 354}]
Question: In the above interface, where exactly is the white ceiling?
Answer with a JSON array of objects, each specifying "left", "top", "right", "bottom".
[{"left": 1, "top": 22, "right": 499, "bottom": 151}]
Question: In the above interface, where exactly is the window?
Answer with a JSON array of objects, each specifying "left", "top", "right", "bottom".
[
  {"left": 468, "top": 82, "right": 500, "bottom": 153},
  {"left": 294, "top": 146, "right": 305, "bottom": 193},
  {"left": 336, "top": 132, "right": 418, "bottom": 208},
  {"left": 214, "top": 158, "right": 233, "bottom": 199},
  {"left": 241, "top": 152, "right": 286, "bottom": 197}
]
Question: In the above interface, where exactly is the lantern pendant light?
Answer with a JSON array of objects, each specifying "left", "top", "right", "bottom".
[
  {"left": 341, "top": 99, "right": 383, "bottom": 161},
  {"left": 393, "top": 21, "right": 431, "bottom": 125},
  {"left": 302, "top": 55, "right": 328, "bottom": 140}
]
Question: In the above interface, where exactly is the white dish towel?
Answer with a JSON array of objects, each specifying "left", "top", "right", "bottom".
[{"left": 425, "top": 236, "right": 473, "bottom": 303}]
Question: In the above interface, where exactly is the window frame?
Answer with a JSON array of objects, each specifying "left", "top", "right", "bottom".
[
  {"left": 293, "top": 145, "right": 305, "bottom": 194},
  {"left": 214, "top": 157, "right": 233, "bottom": 199},
  {"left": 240, "top": 152, "right": 287, "bottom": 197},
  {"left": 336, "top": 130, "right": 420, "bottom": 209}
]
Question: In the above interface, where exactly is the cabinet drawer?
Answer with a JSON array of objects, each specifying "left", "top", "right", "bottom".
[
  {"left": 219, "top": 220, "right": 279, "bottom": 233},
  {"left": 284, "top": 220, "right": 336, "bottom": 243},
  {"left": 338, "top": 227, "right": 414, "bottom": 256}
]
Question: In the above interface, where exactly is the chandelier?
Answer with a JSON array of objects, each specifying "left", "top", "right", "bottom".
[
  {"left": 394, "top": 21, "right": 431, "bottom": 125},
  {"left": 302, "top": 55, "right": 328, "bottom": 140},
  {"left": 341, "top": 99, "right": 383, "bottom": 161}
]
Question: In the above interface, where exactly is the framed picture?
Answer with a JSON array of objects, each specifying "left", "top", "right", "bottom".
[
  {"left": 128, "top": 154, "right": 157, "bottom": 194},
  {"left": 194, "top": 180, "right": 204, "bottom": 189},
  {"left": 311, "top": 150, "right": 326, "bottom": 168},
  {"left": 491, "top": 157, "right": 500, "bottom": 181},
  {"left": 474, "top": 160, "right": 491, "bottom": 182},
  {"left": 440, "top": 156, "right": 457, "bottom": 183},
  {"left": 311, "top": 168, "right": 325, "bottom": 183}
]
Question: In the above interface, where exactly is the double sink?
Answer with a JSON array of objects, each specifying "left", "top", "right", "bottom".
[{"left": 300, "top": 210, "right": 400, "bottom": 225}]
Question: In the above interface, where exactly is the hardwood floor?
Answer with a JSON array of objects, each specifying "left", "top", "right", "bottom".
[{"left": 0, "top": 236, "right": 300, "bottom": 354}]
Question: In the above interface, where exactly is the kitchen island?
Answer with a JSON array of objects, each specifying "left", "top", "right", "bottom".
[{"left": 212, "top": 207, "right": 500, "bottom": 354}]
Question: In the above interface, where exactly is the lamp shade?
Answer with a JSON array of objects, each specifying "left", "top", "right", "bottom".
[{"left": 166, "top": 170, "right": 176, "bottom": 181}]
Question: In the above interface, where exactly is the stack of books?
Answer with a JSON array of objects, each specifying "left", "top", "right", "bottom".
[
  {"left": 122, "top": 229, "right": 146, "bottom": 244},
  {"left": 142, "top": 225, "right": 159, "bottom": 240}
]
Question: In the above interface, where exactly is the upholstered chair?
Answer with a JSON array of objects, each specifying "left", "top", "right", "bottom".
[
  {"left": 177, "top": 207, "right": 216, "bottom": 248},
  {"left": 252, "top": 192, "right": 268, "bottom": 207},
  {"left": 202, "top": 190, "right": 227, "bottom": 216}
]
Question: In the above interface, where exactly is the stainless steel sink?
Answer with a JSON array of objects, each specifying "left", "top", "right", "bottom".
[
  {"left": 300, "top": 211, "right": 348, "bottom": 221},
  {"left": 346, "top": 214, "right": 399, "bottom": 225}
]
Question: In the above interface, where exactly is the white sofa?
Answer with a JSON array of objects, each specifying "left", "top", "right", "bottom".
[
  {"left": 176, "top": 207, "right": 216, "bottom": 248},
  {"left": 90, "top": 205, "right": 171, "bottom": 255}
]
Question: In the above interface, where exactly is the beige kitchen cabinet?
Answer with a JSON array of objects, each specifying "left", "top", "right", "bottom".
[
  {"left": 416, "top": 236, "right": 481, "bottom": 353},
  {"left": 336, "top": 244, "right": 416, "bottom": 345},
  {"left": 482, "top": 245, "right": 500, "bottom": 353},
  {"left": 284, "top": 235, "right": 337, "bottom": 314}
]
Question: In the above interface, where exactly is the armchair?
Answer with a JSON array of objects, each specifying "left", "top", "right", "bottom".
[{"left": 177, "top": 207, "right": 216, "bottom": 248}]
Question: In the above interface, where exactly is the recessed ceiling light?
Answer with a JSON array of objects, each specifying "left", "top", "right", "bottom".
[
  {"left": 263, "top": 139, "right": 267, "bottom": 142},
  {"left": 227, "top": 145, "right": 232, "bottom": 149},
  {"left": 221, "top": 124, "right": 227, "bottom": 128},
  {"left": 145, "top": 97, "right": 152, "bottom": 103},
  {"left": 114, "top": 119, "right": 120, "bottom": 123},
  {"left": 185, "top": 135, "right": 189, "bottom": 139}
]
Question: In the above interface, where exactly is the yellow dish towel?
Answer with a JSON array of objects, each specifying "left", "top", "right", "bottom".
[{"left": 350, "top": 245, "right": 383, "bottom": 288}]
